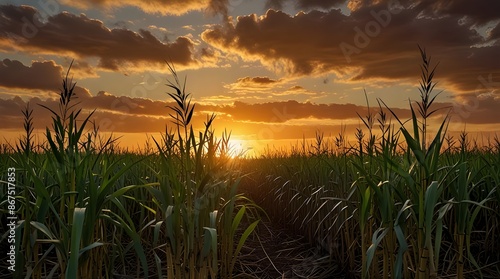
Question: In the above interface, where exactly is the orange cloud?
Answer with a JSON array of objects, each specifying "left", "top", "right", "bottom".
[
  {"left": 1, "top": 60, "right": 497, "bottom": 144},
  {"left": 60, "top": 0, "right": 209, "bottom": 16},
  {"left": 238, "top": 76, "right": 281, "bottom": 85},
  {"left": 225, "top": 76, "right": 282, "bottom": 92},
  {"left": 59, "top": 0, "right": 255, "bottom": 17},
  {"left": 223, "top": 75, "right": 325, "bottom": 99},
  {"left": 2, "top": 88, "right": 499, "bottom": 149}
]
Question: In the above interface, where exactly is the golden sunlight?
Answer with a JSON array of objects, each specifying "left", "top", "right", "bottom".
[{"left": 227, "top": 138, "right": 249, "bottom": 158}]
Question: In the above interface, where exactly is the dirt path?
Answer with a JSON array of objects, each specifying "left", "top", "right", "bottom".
[{"left": 234, "top": 220, "right": 345, "bottom": 279}]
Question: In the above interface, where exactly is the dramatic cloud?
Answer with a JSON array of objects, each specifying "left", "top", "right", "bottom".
[
  {"left": 60, "top": 0, "right": 209, "bottom": 16},
  {"left": 0, "top": 59, "right": 92, "bottom": 99},
  {"left": 65, "top": 60, "right": 98, "bottom": 79},
  {"left": 451, "top": 89, "right": 500, "bottom": 125},
  {"left": 416, "top": 0, "right": 500, "bottom": 26},
  {"left": 2, "top": 88, "right": 498, "bottom": 148},
  {"left": 0, "top": 5, "right": 195, "bottom": 71},
  {"left": 0, "top": 59, "right": 62, "bottom": 90},
  {"left": 0, "top": 95, "right": 169, "bottom": 133},
  {"left": 266, "top": 0, "right": 347, "bottom": 10},
  {"left": 227, "top": 76, "right": 282, "bottom": 91},
  {"left": 489, "top": 23, "right": 500, "bottom": 41},
  {"left": 222, "top": 76, "right": 325, "bottom": 99},
  {"left": 239, "top": 76, "right": 281, "bottom": 85},
  {"left": 203, "top": 3, "right": 499, "bottom": 94},
  {"left": 0, "top": 87, "right": 412, "bottom": 133},
  {"left": 3, "top": 60, "right": 490, "bottom": 135},
  {"left": 60, "top": 0, "right": 248, "bottom": 17},
  {"left": 214, "top": 100, "right": 412, "bottom": 123},
  {"left": 1, "top": 1, "right": 499, "bottom": 150}
]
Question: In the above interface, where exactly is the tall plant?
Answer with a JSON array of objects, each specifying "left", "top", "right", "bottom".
[
  {"left": 13, "top": 63, "right": 150, "bottom": 278},
  {"left": 355, "top": 46, "right": 495, "bottom": 279},
  {"left": 151, "top": 62, "right": 259, "bottom": 278}
]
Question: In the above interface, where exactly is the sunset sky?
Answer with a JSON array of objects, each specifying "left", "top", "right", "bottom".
[{"left": 1, "top": 0, "right": 499, "bottom": 155}]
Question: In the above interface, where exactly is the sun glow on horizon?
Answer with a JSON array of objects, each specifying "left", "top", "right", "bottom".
[{"left": 227, "top": 138, "right": 251, "bottom": 158}]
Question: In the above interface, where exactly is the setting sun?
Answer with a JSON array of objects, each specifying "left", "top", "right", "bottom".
[
  {"left": 1, "top": 1, "right": 499, "bottom": 278},
  {"left": 226, "top": 138, "right": 250, "bottom": 158}
]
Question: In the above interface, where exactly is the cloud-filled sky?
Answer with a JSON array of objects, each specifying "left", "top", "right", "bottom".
[{"left": 1, "top": 0, "right": 499, "bottom": 153}]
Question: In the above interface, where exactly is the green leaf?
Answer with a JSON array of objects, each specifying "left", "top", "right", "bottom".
[
  {"left": 230, "top": 219, "right": 259, "bottom": 273},
  {"left": 202, "top": 227, "right": 218, "bottom": 275},
  {"left": 66, "top": 208, "right": 86, "bottom": 279},
  {"left": 231, "top": 206, "right": 245, "bottom": 236},
  {"left": 79, "top": 242, "right": 104, "bottom": 256},
  {"left": 30, "top": 221, "right": 56, "bottom": 240},
  {"left": 365, "top": 227, "right": 389, "bottom": 277}
]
